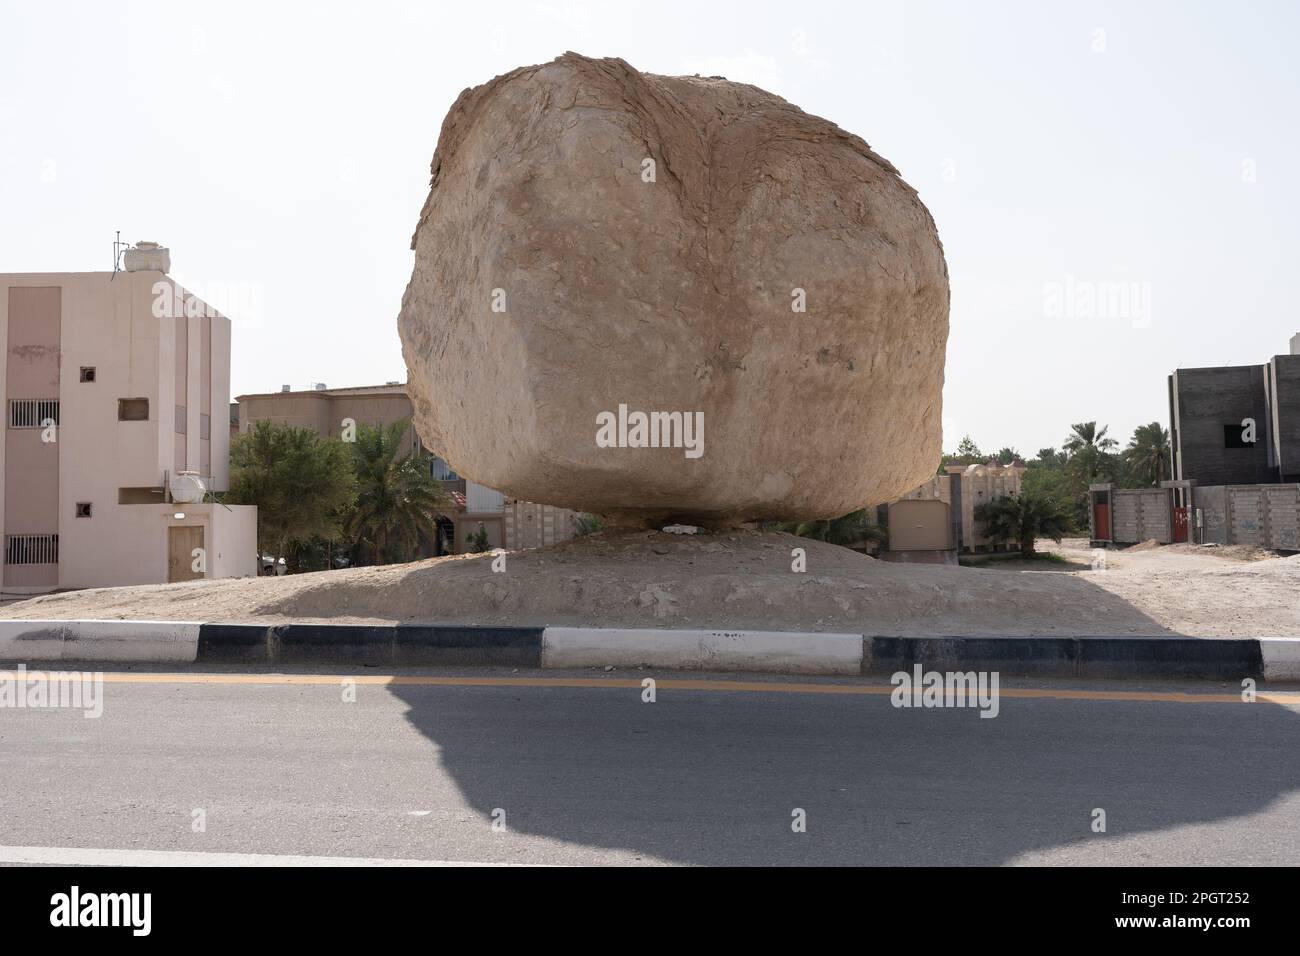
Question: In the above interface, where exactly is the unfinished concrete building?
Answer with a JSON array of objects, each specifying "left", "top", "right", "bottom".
[
  {"left": 1090, "top": 336, "right": 1300, "bottom": 551},
  {"left": 1168, "top": 338, "right": 1300, "bottom": 486}
]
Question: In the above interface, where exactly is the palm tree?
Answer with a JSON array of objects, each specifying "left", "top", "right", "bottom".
[
  {"left": 788, "top": 509, "right": 887, "bottom": 550},
  {"left": 1063, "top": 421, "right": 1118, "bottom": 455},
  {"left": 974, "top": 492, "right": 1070, "bottom": 557},
  {"left": 1034, "top": 447, "right": 1068, "bottom": 469},
  {"left": 1063, "top": 420, "right": 1120, "bottom": 487},
  {"left": 1124, "top": 422, "right": 1171, "bottom": 487},
  {"left": 347, "top": 420, "right": 450, "bottom": 565}
]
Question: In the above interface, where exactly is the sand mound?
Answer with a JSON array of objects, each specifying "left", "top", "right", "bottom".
[
  {"left": 1163, "top": 543, "right": 1280, "bottom": 562},
  {"left": 5, "top": 530, "right": 1297, "bottom": 638},
  {"left": 1124, "top": 539, "right": 1161, "bottom": 552}
]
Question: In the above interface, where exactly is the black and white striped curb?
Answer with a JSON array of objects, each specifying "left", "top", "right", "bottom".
[{"left": 1, "top": 620, "right": 1298, "bottom": 680}]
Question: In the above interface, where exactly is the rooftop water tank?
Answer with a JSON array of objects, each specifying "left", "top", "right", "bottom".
[
  {"left": 123, "top": 241, "right": 171, "bottom": 274},
  {"left": 170, "top": 471, "right": 207, "bottom": 504}
]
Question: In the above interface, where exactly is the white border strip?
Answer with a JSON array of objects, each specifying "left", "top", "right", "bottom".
[
  {"left": 0, "top": 844, "right": 532, "bottom": 867},
  {"left": 1261, "top": 638, "right": 1300, "bottom": 681},
  {"left": 0, "top": 620, "right": 199, "bottom": 663},
  {"left": 541, "top": 627, "right": 863, "bottom": 675}
]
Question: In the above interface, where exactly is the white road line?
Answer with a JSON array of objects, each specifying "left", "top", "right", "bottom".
[{"left": 0, "top": 845, "right": 538, "bottom": 867}]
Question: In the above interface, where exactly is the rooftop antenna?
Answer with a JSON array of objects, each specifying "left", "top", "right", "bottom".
[{"left": 111, "top": 230, "right": 128, "bottom": 280}]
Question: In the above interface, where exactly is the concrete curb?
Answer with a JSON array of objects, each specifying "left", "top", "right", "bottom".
[
  {"left": 198, "top": 623, "right": 543, "bottom": 667},
  {"left": 541, "top": 627, "right": 863, "bottom": 675},
  {"left": 1260, "top": 638, "right": 1300, "bottom": 681},
  {"left": 865, "top": 635, "right": 1267, "bottom": 680},
  {"left": 0, "top": 620, "right": 199, "bottom": 663},
  {"left": 0, "top": 620, "right": 1294, "bottom": 681}
]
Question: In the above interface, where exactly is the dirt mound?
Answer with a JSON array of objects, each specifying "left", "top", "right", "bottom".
[
  {"left": 1123, "top": 539, "right": 1161, "bottom": 552},
  {"left": 5, "top": 529, "right": 1298, "bottom": 638},
  {"left": 1162, "top": 543, "right": 1280, "bottom": 562}
]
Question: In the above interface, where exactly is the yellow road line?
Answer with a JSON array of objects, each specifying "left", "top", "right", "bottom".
[{"left": 6, "top": 670, "right": 1294, "bottom": 704}]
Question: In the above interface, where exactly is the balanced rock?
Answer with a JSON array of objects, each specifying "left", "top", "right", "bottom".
[{"left": 398, "top": 53, "right": 949, "bottom": 526}]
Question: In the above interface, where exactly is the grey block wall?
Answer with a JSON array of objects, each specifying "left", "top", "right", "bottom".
[
  {"left": 1264, "top": 485, "right": 1300, "bottom": 549},
  {"left": 1196, "top": 485, "right": 1228, "bottom": 544},
  {"left": 1195, "top": 484, "right": 1300, "bottom": 550},
  {"left": 1111, "top": 488, "right": 1173, "bottom": 544}
]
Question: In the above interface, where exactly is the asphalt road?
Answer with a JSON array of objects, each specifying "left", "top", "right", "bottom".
[{"left": 1, "top": 665, "right": 1298, "bottom": 866}]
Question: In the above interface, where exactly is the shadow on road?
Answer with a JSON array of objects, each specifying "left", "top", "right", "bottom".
[
  {"left": 374, "top": 568, "right": 1300, "bottom": 865},
  {"left": 387, "top": 674, "right": 1300, "bottom": 865}
]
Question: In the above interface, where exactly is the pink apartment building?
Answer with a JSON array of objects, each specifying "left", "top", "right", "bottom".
[{"left": 1, "top": 244, "right": 257, "bottom": 593}]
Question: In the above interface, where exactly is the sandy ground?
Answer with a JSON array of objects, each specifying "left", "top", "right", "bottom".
[{"left": 1, "top": 531, "right": 1297, "bottom": 637}]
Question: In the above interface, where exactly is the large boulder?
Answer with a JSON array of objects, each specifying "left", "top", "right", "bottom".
[{"left": 399, "top": 53, "right": 948, "bottom": 526}]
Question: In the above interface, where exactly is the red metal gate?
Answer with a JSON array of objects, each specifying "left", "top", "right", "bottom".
[
  {"left": 1094, "top": 503, "right": 1110, "bottom": 541},
  {"left": 1172, "top": 506, "right": 1189, "bottom": 543}
]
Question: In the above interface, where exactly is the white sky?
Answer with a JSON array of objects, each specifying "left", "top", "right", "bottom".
[{"left": 2, "top": 0, "right": 1297, "bottom": 455}]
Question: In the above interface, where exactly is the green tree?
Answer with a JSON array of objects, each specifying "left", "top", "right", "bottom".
[
  {"left": 785, "top": 509, "right": 887, "bottom": 550},
  {"left": 938, "top": 434, "right": 986, "bottom": 473},
  {"left": 975, "top": 492, "right": 1070, "bottom": 557},
  {"left": 1122, "top": 422, "right": 1171, "bottom": 487},
  {"left": 347, "top": 420, "right": 450, "bottom": 565},
  {"left": 1061, "top": 422, "right": 1121, "bottom": 527},
  {"left": 1021, "top": 466, "right": 1077, "bottom": 529},
  {"left": 226, "top": 421, "right": 357, "bottom": 569},
  {"left": 572, "top": 513, "right": 603, "bottom": 537},
  {"left": 956, "top": 435, "right": 982, "bottom": 459},
  {"left": 1022, "top": 444, "right": 1078, "bottom": 532},
  {"left": 1034, "top": 447, "right": 1068, "bottom": 469},
  {"left": 1063, "top": 421, "right": 1118, "bottom": 457},
  {"left": 996, "top": 446, "right": 1022, "bottom": 465},
  {"left": 467, "top": 523, "right": 491, "bottom": 553}
]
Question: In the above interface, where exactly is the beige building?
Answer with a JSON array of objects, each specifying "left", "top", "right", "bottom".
[
  {"left": 890, "top": 459, "right": 1026, "bottom": 556},
  {"left": 235, "top": 382, "right": 581, "bottom": 554},
  {"left": 1, "top": 246, "right": 257, "bottom": 593}
]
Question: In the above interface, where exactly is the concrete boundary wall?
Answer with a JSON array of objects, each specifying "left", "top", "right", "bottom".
[
  {"left": 1196, "top": 484, "right": 1300, "bottom": 550},
  {"left": 1111, "top": 488, "right": 1173, "bottom": 544}
]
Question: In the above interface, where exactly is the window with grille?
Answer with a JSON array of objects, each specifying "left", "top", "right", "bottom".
[
  {"left": 9, "top": 399, "right": 59, "bottom": 428},
  {"left": 4, "top": 533, "right": 58, "bottom": 565}
]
